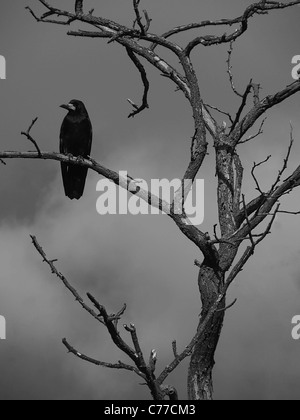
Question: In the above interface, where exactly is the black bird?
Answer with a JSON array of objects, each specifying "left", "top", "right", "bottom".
[{"left": 60, "top": 99, "right": 93, "bottom": 200}]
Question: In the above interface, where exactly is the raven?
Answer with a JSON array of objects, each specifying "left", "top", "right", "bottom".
[{"left": 60, "top": 99, "right": 93, "bottom": 200}]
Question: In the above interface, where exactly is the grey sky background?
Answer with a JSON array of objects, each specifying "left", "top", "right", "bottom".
[{"left": 0, "top": 0, "right": 300, "bottom": 400}]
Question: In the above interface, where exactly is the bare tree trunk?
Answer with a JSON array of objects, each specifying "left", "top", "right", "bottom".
[{"left": 188, "top": 263, "right": 225, "bottom": 400}]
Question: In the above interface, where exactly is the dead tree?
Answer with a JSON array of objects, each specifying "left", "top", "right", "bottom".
[{"left": 1, "top": 0, "right": 300, "bottom": 400}]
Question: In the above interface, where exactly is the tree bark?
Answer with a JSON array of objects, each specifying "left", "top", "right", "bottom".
[{"left": 187, "top": 262, "right": 225, "bottom": 400}]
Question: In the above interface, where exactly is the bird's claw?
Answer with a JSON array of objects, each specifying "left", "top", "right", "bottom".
[{"left": 76, "top": 155, "right": 85, "bottom": 163}]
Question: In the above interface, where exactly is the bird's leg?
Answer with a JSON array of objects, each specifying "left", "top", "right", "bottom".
[{"left": 76, "top": 155, "right": 85, "bottom": 164}]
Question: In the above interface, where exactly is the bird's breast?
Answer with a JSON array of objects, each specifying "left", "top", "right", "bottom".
[{"left": 60, "top": 116, "right": 92, "bottom": 157}]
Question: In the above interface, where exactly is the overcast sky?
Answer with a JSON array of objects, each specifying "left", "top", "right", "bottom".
[{"left": 0, "top": 0, "right": 300, "bottom": 400}]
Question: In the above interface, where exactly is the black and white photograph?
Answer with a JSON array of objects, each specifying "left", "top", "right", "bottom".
[{"left": 1, "top": 0, "right": 300, "bottom": 403}]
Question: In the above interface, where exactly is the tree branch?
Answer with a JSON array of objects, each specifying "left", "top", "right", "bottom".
[
  {"left": 270, "top": 124, "right": 294, "bottom": 191},
  {"left": 238, "top": 117, "right": 266, "bottom": 144},
  {"left": 231, "top": 80, "right": 300, "bottom": 145},
  {"left": 1, "top": 149, "right": 168, "bottom": 211},
  {"left": 86, "top": 293, "right": 144, "bottom": 366},
  {"left": 226, "top": 41, "right": 243, "bottom": 98},
  {"left": 234, "top": 161, "right": 300, "bottom": 241},
  {"left": 183, "top": 1, "right": 300, "bottom": 56},
  {"left": 152, "top": 1, "right": 300, "bottom": 48},
  {"left": 62, "top": 338, "right": 145, "bottom": 378},
  {"left": 30, "top": 235, "right": 104, "bottom": 324},
  {"left": 75, "top": 0, "right": 83, "bottom": 16},
  {"left": 251, "top": 155, "right": 272, "bottom": 195},
  {"left": 226, "top": 204, "right": 280, "bottom": 286},
  {"left": 21, "top": 117, "right": 42, "bottom": 156},
  {"left": 132, "top": 0, "right": 147, "bottom": 35},
  {"left": 124, "top": 323, "right": 147, "bottom": 370},
  {"left": 230, "top": 80, "right": 254, "bottom": 132},
  {"left": 1, "top": 138, "right": 219, "bottom": 264},
  {"left": 31, "top": 234, "right": 170, "bottom": 399},
  {"left": 126, "top": 47, "right": 150, "bottom": 118},
  {"left": 204, "top": 103, "right": 234, "bottom": 125},
  {"left": 157, "top": 286, "right": 228, "bottom": 384}
]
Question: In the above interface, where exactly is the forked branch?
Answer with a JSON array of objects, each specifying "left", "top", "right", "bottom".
[
  {"left": 21, "top": 117, "right": 42, "bottom": 156},
  {"left": 31, "top": 235, "right": 177, "bottom": 400},
  {"left": 126, "top": 47, "right": 150, "bottom": 118}
]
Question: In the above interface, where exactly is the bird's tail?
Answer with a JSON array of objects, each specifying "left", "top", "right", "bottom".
[{"left": 61, "top": 163, "right": 88, "bottom": 200}]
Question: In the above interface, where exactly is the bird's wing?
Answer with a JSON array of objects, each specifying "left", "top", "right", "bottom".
[
  {"left": 86, "top": 117, "right": 93, "bottom": 156},
  {"left": 59, "top": 116, "right": 70, "bottom": 154}
]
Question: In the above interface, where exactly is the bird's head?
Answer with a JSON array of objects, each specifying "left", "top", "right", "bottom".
[{"left": 60, "top": 99, "right": 88, "bottom": 115}]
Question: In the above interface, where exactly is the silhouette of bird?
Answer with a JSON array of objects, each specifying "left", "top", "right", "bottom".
[{"left": 60, "top": 99, "right": 93, "bottom": 200}]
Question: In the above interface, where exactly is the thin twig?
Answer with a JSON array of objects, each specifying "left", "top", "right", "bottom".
[
  {"left": 204, "top": 103, "right": 234, "bottom": 124},
  {"left": 238, "top": 117, "right": 267, "bottom": 144},
  {"left": 25, "top": 6, "right": 73, "bottom": 25},
  {"left": 230, "top": 80, "right": 253, "bottom": 132},
  {"left": 227, "top": 41, "right": 243, "bottom": 98},
  {"left": 126, "top": 47, "right": 150, "bottom": 117},
  {"left": 226, "top": 203, "right": 280, "bottom": 286},
  {"left": 124, "top": 323, "right": 147, "bottom": 369},
  {"left": 21, "top": 117, "right": 42, "bottom": 156},
  {"left": 251, "top": 155, "right": 271, "bottom": 194},
  {"left": 270, "top": 124, "right": 294, "bottom": 191},
  {"left": 253, "top": 203, "right": 280, "bottom": 247},
  {"left": 112, "top": 303, "right": 127, "bottom": 329},
  {"left": 75, "top": 0, "right": 83, "bottom": 15},
  {"left": 30, "top": 235, "right": 105, "bottom": 324},
  {"left": 277, "top": 209, "right": 300, "bottom": 215},
  {"left": 133, "top": 0, "right": 146, "bottom": 35},
  {"left": 216, "top": 298, "right": 237, "bottom": 312},
  {"left": 151, "top": 1, "right": 300, "bottom": 51},
  {"left": 143, "top": 10, "right": 152, "bottom": 32},
  {"left": 210, "top": 224, "right": 235, "bottom": 246},
  {"left": 149, "top": 349, "right": 157, "bottom": 373},
  {"left": 62, "top": 338, "right": 146, "bottom": 378}
]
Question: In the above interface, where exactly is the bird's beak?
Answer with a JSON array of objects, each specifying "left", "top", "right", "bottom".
[{"left": 60, "top": 103, "right": 76, "bottom": 111}]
